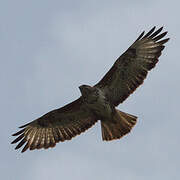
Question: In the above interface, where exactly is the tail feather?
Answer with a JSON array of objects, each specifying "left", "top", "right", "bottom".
[{"left": 101, "top": 110, "right": 137, "bottom": 141}]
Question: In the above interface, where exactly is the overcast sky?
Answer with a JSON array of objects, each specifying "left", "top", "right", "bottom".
[{"left": 1, "top": 0, "right": 180, "bottom": 179}]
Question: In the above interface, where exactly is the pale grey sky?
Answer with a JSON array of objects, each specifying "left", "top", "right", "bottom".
[{"left": 1, "top": 0, "right": 180, "bottom": 179}]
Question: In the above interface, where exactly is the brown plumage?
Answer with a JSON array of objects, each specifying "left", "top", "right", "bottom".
[
  {"left": 12, "top": 98, "right": 97, "bottom": 152},
  {"left": 95, "top": 26, "right": 169, "bottom": 106},
  {"left": 12, "top": 26, "right": 169, "bottom": 152}
]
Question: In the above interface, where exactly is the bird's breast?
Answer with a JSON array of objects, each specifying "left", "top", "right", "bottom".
[{"left": 85, "top": 92, "right": 113, "bottom": 120}]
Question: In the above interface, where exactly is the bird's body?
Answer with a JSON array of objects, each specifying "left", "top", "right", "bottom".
[
  {"left": 11, "top": 26, "right": 169, "bottom": 152},
  {"left": 79, "top": 85, "right": 113, "bottom": 121}
]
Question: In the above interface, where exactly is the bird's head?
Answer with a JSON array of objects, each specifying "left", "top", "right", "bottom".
[
  {"left": 79, "top": 85, "right": 93, "bottom": 97},
  {"left": 79, "top": 85, "right": 99, "bottom": 102},
  {"left": 79, "top": 85, "right": 98, "bottom": 103}
]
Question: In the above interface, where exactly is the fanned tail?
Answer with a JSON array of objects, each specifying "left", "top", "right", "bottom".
[{"left": 101, "top": 109, "right": 137, "bottom": 141}]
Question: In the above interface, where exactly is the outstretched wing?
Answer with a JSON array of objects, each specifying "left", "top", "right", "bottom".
[
  {"left": 11, "top": 98, "right": 97, "bottom": 153},
  {"left": 95, "top": 27, "right": 169, "bottom": 106}
]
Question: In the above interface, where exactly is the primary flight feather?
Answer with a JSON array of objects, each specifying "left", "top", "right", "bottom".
[{"left": 12, "top": 26, "right": 169, "bottom": 152}]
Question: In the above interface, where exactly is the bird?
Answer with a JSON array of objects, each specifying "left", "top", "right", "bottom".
[{"left": 11, "top": 26, "right": 169, "bottom": 153}]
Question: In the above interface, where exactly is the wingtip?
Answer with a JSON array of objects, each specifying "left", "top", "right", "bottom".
[
  {"left": 12, "top": 128, "right": 25, "bottom": 136},
  {"left": 11, "top": 139, "right": 17, "bottom": 144},
  {"left": 135, "top": 31, "right": 145, "bottom": 41},
  {"left": 158, "top": 38, "right": 170, "bottom": 44},
  {"left": 12, "top": 133, "right": 16, "bottom": 136},
  {"left": 21, "top": 143, "right": 29, "bottom": 153},
  {"left": 142, "top": 26, "right": 156, "bottom": 39},
  {"left": 15, "top": 146, "right": 19, "bottom": 150},
  {"left": 21, "top": 148, "right": 26, "bottom": 153},
  {"left": 153, "top": 31, "right": 168, "bottom": 41},
  {"left": 158, "top": 26, "right": 164, "bottom": 33},
  {"left": 151, "top": 26, "right": 156, "bottom": 32},
  {"left": 19, "top": 122, "right": 30, "bottom": 128},
  {"left": 11, "top": 140, "right": 15, "bottom": 144}
]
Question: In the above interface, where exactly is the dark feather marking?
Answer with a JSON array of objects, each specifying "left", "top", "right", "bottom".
[
  {"left": 11, "top": 134, "right": 24, "bottom": 144},
  {"left": 66, "top": 127, "right": 74, "bottom": 137},
  {"left": 135, "top": 31, "right": 145, "bottom": 41},
  {"left": 61, "top": 128, "right": 70, "bottom": 140},
  {"left": 57, "top": 128, "right": 65, "bottom": 142},
  {"left": 149, "top": 27, "right": 163, "bottom": 38},
  {"left": 12, "top": 129, "right": 25, "bottom": 136},
  {"left": 153, "top": 32, "right": 167, "bottom": 41},
  {"left": 72, "top": 124, "right": 82, "bottom": 134},
  {"left": 157, "top": 38, "right": 170, "bottom": 44},
  {"left": 142, "top": 26, "right": 156, "bottom": 38},
  {"left": 62, "top": 128, "right": 72, "bottom": 140},
  {"left": 19, "top": 122, "right": 31, "bottom": 128},
  {"left": 21, "top": 142, "right": 30, "bottom": 153},
  {"left": 65, "top": 127, "right": 73, "bottom": 139},
  {"left": 70, "top": 126, "right": 79, "bottom": 135},
  {"left": 15, "top": 138, "right": 26, "bottom": 150},
  {"left": 52, "top": 128, "right": 59, "bottom": 142}
]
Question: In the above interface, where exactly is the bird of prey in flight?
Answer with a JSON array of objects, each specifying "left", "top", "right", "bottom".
[{"left": 11, "top": 26, "right": 169, "bottom": 153}]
